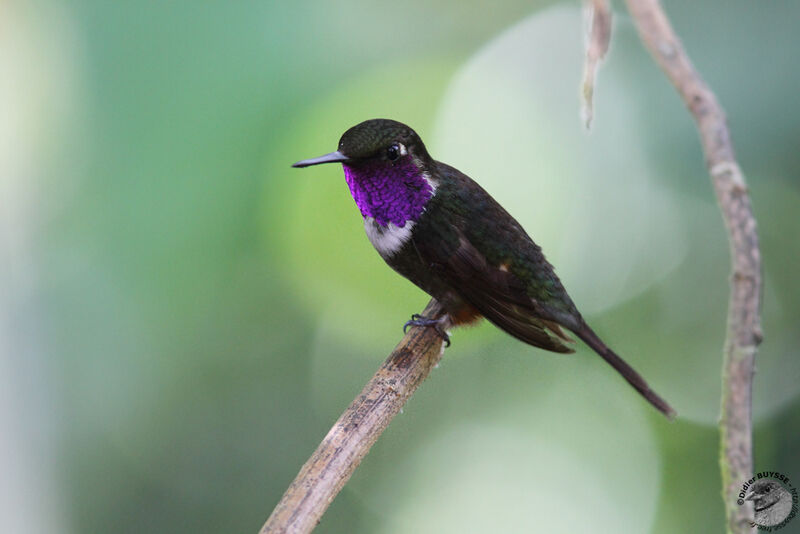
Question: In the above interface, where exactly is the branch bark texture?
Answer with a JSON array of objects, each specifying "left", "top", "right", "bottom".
[
  {"left": 261, "top": 300, "right": 447, "bottom": 534},
  {"left": 624, "top": 1, "right": 763, "bottom": 533}
]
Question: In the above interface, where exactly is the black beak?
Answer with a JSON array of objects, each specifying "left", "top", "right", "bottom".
[{"left": 292, "top": 151, "right": 351, "bottom": 168}]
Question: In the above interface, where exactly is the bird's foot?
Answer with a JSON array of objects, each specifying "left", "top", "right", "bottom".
[{"left": 403, "top": 314, "right": 451, "bottom": 347}]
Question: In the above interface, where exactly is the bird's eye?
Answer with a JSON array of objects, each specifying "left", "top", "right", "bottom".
[
  {"left": 765, "top": 486, "right": 772, "bottom": 493},
  {"left": 386, "top": 143, "right": 401, "bottom": 161}
]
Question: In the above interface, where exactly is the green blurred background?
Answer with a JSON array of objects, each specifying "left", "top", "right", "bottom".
[{"left": 2, "top": 1, "right": 798, "bottom": 532}]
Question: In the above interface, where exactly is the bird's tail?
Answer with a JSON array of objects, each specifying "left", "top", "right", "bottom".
[{"left": 573, "top": 323, "right": 676, "bottom": 420}]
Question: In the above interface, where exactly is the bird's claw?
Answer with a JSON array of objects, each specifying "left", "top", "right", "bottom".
[{"left": 403, "top": 314, "right": 451, "bottom": 347}]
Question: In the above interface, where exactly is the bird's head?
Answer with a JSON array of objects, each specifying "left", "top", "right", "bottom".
[
  {"left": 293, "top": 118, "right": 432, "bottom": 170},
  {"left": 293, "top": 119, "right": 437, "bottom": 228},
  {"left": 745, "top": 480, "right": 787, "bottom": 511}
]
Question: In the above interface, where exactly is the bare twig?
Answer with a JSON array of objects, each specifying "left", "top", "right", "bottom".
[
  {"left": 581, "top": 0, "right": 612, "bottom": 129},
  {"left": 623, "top": 1, "right": 762, "bottom": 532},
  {"left": 260, "top": 299, "right": 448, "bottom": 534}
]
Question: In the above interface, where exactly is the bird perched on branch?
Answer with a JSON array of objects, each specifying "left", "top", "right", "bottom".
[{"left": 294, "top": 118, "right": 675, "bottom": 419}]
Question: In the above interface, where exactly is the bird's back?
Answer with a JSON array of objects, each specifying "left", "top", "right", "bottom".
[{"left": 423, "top": 162, "right": 583, "bottom": 328}]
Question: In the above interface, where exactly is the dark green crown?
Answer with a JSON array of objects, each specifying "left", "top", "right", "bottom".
[{"left": 338, "top": 119, "right": 430, "bottom": 161}]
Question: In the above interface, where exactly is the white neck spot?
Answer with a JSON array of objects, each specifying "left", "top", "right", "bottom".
[
  {"left": 364, "top": 217, "right": 415, "bottom": 257},
  {"left": 421, "top": 171, "right": 437, "bottom": 197}
]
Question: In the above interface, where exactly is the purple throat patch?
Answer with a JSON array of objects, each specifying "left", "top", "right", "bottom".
[{"left": 343, "top": 159, "right": 434, "bottom": 227}]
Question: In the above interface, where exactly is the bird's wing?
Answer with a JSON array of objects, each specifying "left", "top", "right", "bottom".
[
  {"left": 446, "top": 233, "right": 575, "bottom": 353},
  {"left": 414, "top": 164, "right": 676, "bottom": 419},
  {"left": 412, "top": 203, "right": 576, "bottom": 353},
  {"left": 413, "top": 164, "right": 582, "bottom": 353}
]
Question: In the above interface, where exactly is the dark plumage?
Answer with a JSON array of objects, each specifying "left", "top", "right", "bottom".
[{"left": 294, "top": 119, "right": 676, "bottom": 419}]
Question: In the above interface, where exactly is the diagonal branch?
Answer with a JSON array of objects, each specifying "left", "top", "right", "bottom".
[
  {"left": 260, "top": 299, "right": 448, "bottom": 534},
  {"left": 623, "top": 1, "right": 763, "bottom": 533}
]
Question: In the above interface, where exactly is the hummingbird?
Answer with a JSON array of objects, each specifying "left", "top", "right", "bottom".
[{"left": 293, "top": 119, "right": 675, "bottom": 419}]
